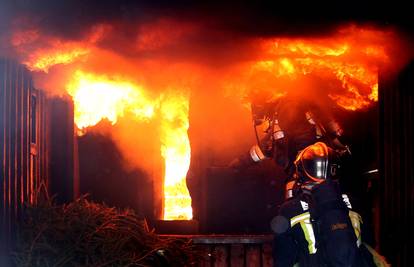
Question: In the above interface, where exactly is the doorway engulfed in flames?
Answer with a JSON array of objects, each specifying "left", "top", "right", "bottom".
[{"left": 66, "top": 71, "right": 193, "bottom": 220}]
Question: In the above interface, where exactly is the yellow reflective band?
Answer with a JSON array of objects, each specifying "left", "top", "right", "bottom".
[
  {"left": 349, "top": 210, "right": 362, "bottom": 247},
  {"left": 291, "top": 212, "right": 310, "bottom": 227},
  {"left": 249, "top": 145, "right": 266, "bottom": 162},
  {"left": 290, "top": 212, "right": 317, "bottom": 254},
  {"left": 300, "top": 218, "right": 318, "bottom": 254}
]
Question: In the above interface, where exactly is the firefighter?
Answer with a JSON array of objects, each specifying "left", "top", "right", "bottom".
[
  {"left": 271, "top": 142, "right": 381, "bottom": 267},
  {"left": 229, "top": 94, "right": 350, "bottom": 199}
]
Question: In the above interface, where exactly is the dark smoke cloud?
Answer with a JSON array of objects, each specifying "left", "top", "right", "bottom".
[
  {"left": 2, "top": 0, "right": 413, "bottom": 41},
  {"left": 1, "top": 0, "right": 413, "bottom": 67},
  {"left": 1, "top": 0, "right": 412, "bottom": 155}
]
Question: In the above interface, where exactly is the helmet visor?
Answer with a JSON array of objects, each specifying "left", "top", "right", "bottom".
[{"left": 300, "top": 142, "right": 329, "bottom": 182}]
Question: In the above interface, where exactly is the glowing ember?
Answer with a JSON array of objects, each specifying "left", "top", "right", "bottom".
[{"left": 160, "top": 94, "right": 192, "bottom": 220}]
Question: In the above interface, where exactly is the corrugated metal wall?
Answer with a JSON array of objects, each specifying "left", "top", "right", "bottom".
[
  {"left": 379, "top": 61, "right": 414, "bottom": 266},
  {"left": 0, "top": 58, "right": 48, "bottom": 251}
]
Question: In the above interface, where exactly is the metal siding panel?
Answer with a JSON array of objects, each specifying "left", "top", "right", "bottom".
[
  {"left": 5, "top": 59, "right": 11, "bottom": 235},
  {"left": 0, "top": 59, "right": 5, "bottom": 234},
  {"left": 39, "top": 92, "right": 43, "bottom": 184},
  {"left": 11, "top": 61, "right": 17, "bottom": 219},
  {"left": 23, "top": 69, "right": 29, "bottom": 203},
  {"left": 379, "top": 62, "right": 414, "bottom": 266},
  {"left": 29, "top": 81, "right": 33, "bottom": 204},
  {"left": 17, "top": 65, "right": 23, "bottom": 211}
]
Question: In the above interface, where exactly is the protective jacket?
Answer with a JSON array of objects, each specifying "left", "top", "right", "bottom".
[{"left": 272, "top": 180, "right": 376, "bottom": 267}]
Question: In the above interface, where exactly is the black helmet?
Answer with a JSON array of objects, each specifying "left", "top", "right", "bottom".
[{"left": 294, "top": 142, "right": 340, "bottom": 184}]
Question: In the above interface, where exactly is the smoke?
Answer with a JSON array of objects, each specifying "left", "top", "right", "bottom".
[{"left": 1, "top": 0, "right": 413, "bottom": 182}]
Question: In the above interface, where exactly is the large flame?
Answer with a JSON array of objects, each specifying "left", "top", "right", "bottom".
[
  {"left": 25, "top": 46, "right": 90, "bottom": 73},
  {"left": 160, "top": 94, "right": 192, "bottom": 220},
  {"left": 66, "top": 71, "right": 193, "bottom": 220},
  {"left": 249, "top": 27, "right": 390, "bottom": 110},
  {"left": 12, "top": 25, "right": 107, "bottom": 72},
  {"left": 66, "top": 70, "right": 156, "bottom": 130}
]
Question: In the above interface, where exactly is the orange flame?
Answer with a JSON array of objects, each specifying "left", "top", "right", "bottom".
[
  {"left": 66, "top": 70, "right": 156, "bottom": 130},
  {"left": 25, "top": 46, "right": 90, "bottom": 73},
  {"left": 12, "top": 25, "right": 108, "bottom": 72},
  {"left": 249, "top": 27, "right": 390, "bottom": 110},
  {"left": 19, "top": 24, "right": 398, "bottom": 221},
  {"left": 66, "top": 70, "right": 193, "bottom": 220},
  {"left": 160, "top": 94, "right": 192, "bottom": 220}
]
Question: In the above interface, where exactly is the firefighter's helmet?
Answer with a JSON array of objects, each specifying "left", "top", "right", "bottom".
[{"left": 294, "top": 142, "right": 340, "bottom": 184}]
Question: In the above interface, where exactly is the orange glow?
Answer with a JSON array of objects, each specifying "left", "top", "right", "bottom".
[
  {"left": 250, "top": 27, "right": 390, "bottom": 110},
  {"left": 17, "top": 23, "right": 399, "bottom": 221},
  {"left": 25, "top": 46, "right": 90, "bottom": 72},
  {"left": 66, "top": 70, "right": 156, "bottom": 130},
  {"left": 12, "top": 25, "right": 108, "bottom": 72},
  {"left": 160, "top": 94, "right": 192, "bottom": 220},
  {"left": 66, "top": 70, "right": 192, "bottom": 220}
]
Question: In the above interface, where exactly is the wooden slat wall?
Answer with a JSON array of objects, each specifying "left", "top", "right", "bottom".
[
  {"left": 379, "top": 61, "right": 414, "bottom": 266},
  {"left": 176, "top": 235, "right": 273, "bottom": 267},
  {"left": 47, "top": 97, "right": 76, "bottom": 203},
  {"left": 0, "top": 58, "right": 48, "bottom": 256}
]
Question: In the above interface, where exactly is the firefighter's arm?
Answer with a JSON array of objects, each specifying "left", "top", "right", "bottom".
[
  {"left": 325, "top": 118, "right": 351, "bottom": 155},
  {"left": 228, "top": 129, "right": 273, "bottom": 170},
  {"left": 228, "top": 144, "right": 268, "bottom": 171}
]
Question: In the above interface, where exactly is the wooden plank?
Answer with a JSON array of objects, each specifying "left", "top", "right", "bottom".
[
  {"left": 230, "top": 244, "right": 244, "bottom": 267},
  {"left": 246, "top": 245, "right": 261, "bottom": 267},
  {"left": 158, "top": 235, "right": 274, "bottom": 267},
  {"left": 192, "top": 234, "right": 273, "bottom": 244},
  {"left": 214, "top": 245, "right": 228, "bottom": 267},
  {"left": 198, "top": 245, "right": 213, "bottom": 267},
  {"left": 262, "top": 243, "right": 273, "bottom": 267}
]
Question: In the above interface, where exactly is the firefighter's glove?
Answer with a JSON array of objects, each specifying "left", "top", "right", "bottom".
[{"left": 228, "top": 154, "right": 253, "bottom": 173}]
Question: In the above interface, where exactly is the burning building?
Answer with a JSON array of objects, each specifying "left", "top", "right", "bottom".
[{"left": 1, "top": 1, "right": 413, "bottom": 266}]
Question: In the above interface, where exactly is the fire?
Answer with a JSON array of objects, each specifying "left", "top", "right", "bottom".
[
  {"left": 25, "top": 46, "right": 90, "bottom": 73},
  {"left": 12, "top": 25, "right": 108, "bottom": 72},
  {"left": 160, "top": 94, "right": 192, "bottom": 220},
  {"left": 66, "top": 70, "right": 192, "bottom": 220},
  {"left": 17, "top": 23, "right": 398, "bottom": 221},
  {"left": 66, "top": 70, "right": 156, "bottom": 130},
  {"left": 250, "top": 27, "right": 390, "bottom": 110}
]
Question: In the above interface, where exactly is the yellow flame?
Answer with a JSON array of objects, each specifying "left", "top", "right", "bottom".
[
  {"left": 252, "top": 35, "right": 385, "bottom": 110},
  {"left": 281, "top": 42, "right": 349, "bottom": 57},
  {"left": 25, "top": 48, "right": 90, "bottom": 72},
  {"left": 66, "top": 70, "right": 156, "bottom": 130},
  {"left": 160, "top": 93, "right": 192, "bottom": 220},
  {"left": 15, "top": 24, "right": 108, "bottom": 72},
  {"left": 66, "top": 70, "right": 193, "bottom": 220}
]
